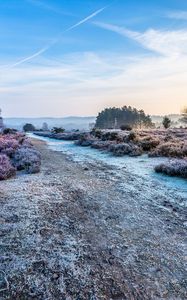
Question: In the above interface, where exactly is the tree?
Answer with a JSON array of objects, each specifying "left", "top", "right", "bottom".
[
  {"left": 42, "top": 122, "right": 49, "bottom": 131},
  {"left": 51, "top": 127, "right": 65, "bottom": 134},
  {"left": 180, "top": 107, "right": 187, "bottom": 125},
  {"left": 95, "top": 106, "right": 153, "bottom": 129},
  {"left": 162, "top": 116, "right": 171, "bottom": 129},
  {"left": 23, "top": 123, "right": 36, "bottom": 132}
]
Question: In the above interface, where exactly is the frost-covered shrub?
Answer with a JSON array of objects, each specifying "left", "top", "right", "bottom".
[
  {"left": 128, "top": 131, "right": 137, "bottom": 141},
  {"left": 138, "top": 136, "right": 160, "bottom": 151},
  {"left": 101, "top": 132, "right": 118, "bottom": 141},
  {"left": 150, "top": 141, "right": 187, "bottom": 158},
  {"left": 109, "top": 142, "right": 143, "bottom": 157},
  {"left": 155, "top": 159, "right": 187, "bottom": 178},
  {"left": 0, "top": 154, "right": 16, "bottom": 180},
  {"left": 0, "top": 137, "right": 19, "bottom": 158},
  {"left": 13, "top": 147, "right": 41, "bottom": 174},
  {"left": 91, "top": 140, "right": 112, "bottom": 150}
]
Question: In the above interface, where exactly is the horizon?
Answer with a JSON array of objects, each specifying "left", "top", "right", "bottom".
[{"left": 1, "top": 0, "right": 187, "bottom": 117}]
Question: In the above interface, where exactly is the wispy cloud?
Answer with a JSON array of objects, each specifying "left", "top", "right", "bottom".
[
  {"left": 26, "top": 0, "right": 74, "bottom": 16},
  {"left": 1, "top": 49, "right": 187, "bottom": 116},
  {"left": 6, "top": 5, "right": 109, "bottom": 69},
  {"left": 167, "top": 10, "right": 187, "bottom": 20},
  {"left": 94, "top": 21, "right": 187, "bottom": 57}
]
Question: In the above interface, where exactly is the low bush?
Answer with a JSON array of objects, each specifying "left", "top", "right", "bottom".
[
  {"left": 0, "top": 133, "right": 41, "bottom": 179},
  {"left": 138, "top": 136, "right": 160, "bottom": 151},
  {"left": 128, "top": 131, "right": 137, "bottom": 141},
  {"left": 92, "top": 129, "right": 102, "bottom": 139},
  {"left": 155, "top": 159, "right": 187, "bottom": 178},
  {"left": 101, "top": 132, "right": 118, "bottom": 141},
  {"left": 0, "top": 154, "right": 16, "bottom": 180},
  {"left": 109, "top": 143, "right": 142, "bottom": 156},
  {"left": 150, "top": 141, "right": 187, "bottom": 158},
  {"left": 13, "top": 147, "right": 41, "bottom": 174},
  {"left": 120, "top": 124, "right": 132, "bottom": 131}
]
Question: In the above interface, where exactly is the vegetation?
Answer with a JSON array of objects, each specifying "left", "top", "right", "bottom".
[
  {"left": 155, "top": 159, "right": 187, "bottom": 178},
  {"left": 51, "top": 127, "right": 65, "bottom": 134},
  {"left": 120, "top": 124, "right": 132, "bottom": 131},
  {"left": 95, "top": 106, "right": 153, "bottom": 129},
  {"left": 23, "top": 123, "right": 36, "bottom": 132},
  {"left": 3, "top": 128, "right": 17, "bottom": 135},
  {"left": 180, "top": 107, "right": 187, "bottom": 125},
  {"left": 162, "top": 116, "right": 171, "bottom": 129},
  {"left": 0, "top": 133, "right": 41, "bottom": 180}
]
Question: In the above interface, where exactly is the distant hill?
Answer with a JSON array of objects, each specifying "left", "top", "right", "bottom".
[
  {"left": 4, "top": 116, "right": 96, "bottom": 131},
  {"left": 4, "top": 114, "right": 183, "bottom": 131}
]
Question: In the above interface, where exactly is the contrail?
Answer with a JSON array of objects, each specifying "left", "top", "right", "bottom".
[{"left": 8, "top": 5, "right": 109, "bottom": 68}]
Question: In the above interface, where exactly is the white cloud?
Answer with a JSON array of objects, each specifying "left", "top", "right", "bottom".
[
  {"left": 167, "top": 10, "right": 187, "bottom": 20},
  {"left": 93, "top": 22, "right": 187, "bottom": 57},
  {"left": 1, "top": 48, "right": 187, "bottom": 116}
]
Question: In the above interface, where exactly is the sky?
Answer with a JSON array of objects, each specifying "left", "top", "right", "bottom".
[{"left": 0, "top": 0, "right": 187, "bottom": 117}]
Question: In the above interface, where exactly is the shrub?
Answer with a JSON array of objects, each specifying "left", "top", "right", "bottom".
[
  {"left": 0, "top": 137, "right": 19, "bottom": 158},
  {"left": 138, "top": 136, "right": 160, "bottom": 151},
  {"left": 128, "top": 131, "right": 137, "bottom": 141},
  {"left": 92, "top": 129, "right": 102, "bottom": 139},
  {"left": 51, "top": 127, "right": 65, "bottom": 134},
  {"left": 3, "top": 128, "right": 17, "bottom": 135},
  {"left": 162, "top": 116, "right": 171, "bottom": 129},
  {"left": 13, "top": 147, "right": 41, "bottom": 174},
  {"left": 23, "top": 123, "right": 36, "bottom": 132},
  {"left": 155, "top": 159, "right": 187, "bottom": 178},
  {"left": 0, "top": 154, "right": 16, "bottom": 180},
  {"left": 150, "top": 141, "right": 187, "bottom": 158},
  {"left": 120, "top": 124, "right": 132, "bottom": 131},
  {"left": 101, "top": 132, "right": 118, "bottom": 141},
  {"left": 91, "top": 141, "right": 112, "bottom": 150}
]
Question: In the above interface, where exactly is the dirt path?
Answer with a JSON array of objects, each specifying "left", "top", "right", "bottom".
[{"left": 0, "top": 140, "right": 186, "bottom": 300}]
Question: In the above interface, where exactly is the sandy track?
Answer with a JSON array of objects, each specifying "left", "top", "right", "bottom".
[{"left": 0, "top": 140, "right": 186, "bottom": 299}]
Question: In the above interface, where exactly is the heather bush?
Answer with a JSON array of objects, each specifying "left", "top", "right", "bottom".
[
  {"left": 91, "top": 141, "right": 112, "bottom": 150},
  {"left": 150, "top": 141, "right": 187, "bottom": 158},
  {"left": 138, "top": 136, "right": 160, "bottom": 151},
  {"left": 0, "top": 133, "right": 41, "bottom": 179},
  {"left": 109, "top": 143, "right": 142, "bottom": 156},
  {"left": 128, "top": 131, "right": 137, "bottom": 141},
  {"left": 101, "top": 132, "right": 118, "bottom": 141},
  {"left": 0, "top": 154, "right": 16, "bottom": 180},
  {"left": 0, "top": 137, "right": 19, "bottom": 158},
  {"left": 155, "top": 159, "right": 187, "bottom": 178},
  {"left": 13, "top": 147, "right": 41, "bottom": 174}
]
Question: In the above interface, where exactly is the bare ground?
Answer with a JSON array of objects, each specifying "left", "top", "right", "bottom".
[{"left": 0, "top": 140, "right": 186, "bottom": 300}]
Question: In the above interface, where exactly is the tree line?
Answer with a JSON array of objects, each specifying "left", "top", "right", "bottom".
[{"left": 95, "top": 106, "right": 153, "bottom": 129}]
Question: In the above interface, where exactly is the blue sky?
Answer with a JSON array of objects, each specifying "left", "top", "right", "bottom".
[{"left": 1, "top": 0, "right": 187, "bottom": 117}]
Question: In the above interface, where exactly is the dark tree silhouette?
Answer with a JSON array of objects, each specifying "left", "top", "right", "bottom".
[
  {"left": 23, "top": 123, "right": 36, "bottom": 132},
  {"left": 95, "top": 106, "right": 153, "bottom": 129},
  {"left": 162, "top": 116, "right": 171, "bottom": 129}
]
